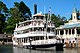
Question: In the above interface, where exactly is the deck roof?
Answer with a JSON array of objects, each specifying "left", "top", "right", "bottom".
[
  {"left": 56, "top": 23, "right": 80, "bottom": 29},
  {"left": 62, "top": 23, "right": 80, "bottom": 28}
]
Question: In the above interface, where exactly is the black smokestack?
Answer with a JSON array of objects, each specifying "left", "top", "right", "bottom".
[{"left": 34, "top": 4, "right": 37, "bottom": 14}]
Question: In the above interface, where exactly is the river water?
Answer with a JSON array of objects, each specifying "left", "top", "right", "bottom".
[{"left": 0, "top": 45, "right": 80, "bottom": 53}]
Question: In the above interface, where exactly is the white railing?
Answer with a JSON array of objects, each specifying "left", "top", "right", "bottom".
[
  {"left": 29, "top": 31, "right": 55, "bottom": 34},
  {"left": 31, "top": 39, "right": 57, "bottom": 45},
  {"left": 22, "top": 39, "right": 57, "bottom": 45},
  {"left": 15, "top": 23, "right": 55, "bottom": 31},
  {"left": 15, "top": 25, "right": 44, "bottom": 31}
]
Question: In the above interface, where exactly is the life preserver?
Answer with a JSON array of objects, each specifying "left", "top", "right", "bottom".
[{"left": 12, "top": 36, "right": 16, "bottom": 41}]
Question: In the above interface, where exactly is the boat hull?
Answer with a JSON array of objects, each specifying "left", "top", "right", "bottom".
[{"left": 24, "top": 43, "right": 55, "bottom": 49}]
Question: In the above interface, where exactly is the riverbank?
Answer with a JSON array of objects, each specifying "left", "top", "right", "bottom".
[
  {"left": 0, "top": 41, "right": 13, "bottom": 45},
  {"left": 0, "top": 34, "right": 12, "bottom": 45}
]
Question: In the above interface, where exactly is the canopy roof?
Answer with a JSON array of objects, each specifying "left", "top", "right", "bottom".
[
  {"left": 62, "top": 23, "right": 80, "bottom": 28},
  {"left": 56, "top": 23, "right": 80, "bottom": 29}
]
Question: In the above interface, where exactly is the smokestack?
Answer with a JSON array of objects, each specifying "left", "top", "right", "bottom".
[{"left": 34, "top": 4, "right": 37, "bottom": 14}]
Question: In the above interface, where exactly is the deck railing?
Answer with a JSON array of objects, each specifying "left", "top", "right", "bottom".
[
  {"left": 31, "top": 39, "right": 57, "bottom": 45},
  {"left": 29, "top": 31, "right": 55, "bottom": 34}
]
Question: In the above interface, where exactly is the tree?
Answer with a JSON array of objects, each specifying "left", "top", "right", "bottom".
[
  {"left": 51, "top": 14, "right": 67, "bottom": 27},
  {"left": 0, "top": 1, "right": 4, "bottom": 14},
  {"left": 19, "top": 1, "right": 31, "bottom": 20},
  {"left": 45, "top": 13, "right": 67, "bottom": 27},
  {"left": 5, "top": 7, "right": 24, "bottom": 34},
  {"left": 5, "top": 1, "right": 32, "bottom": 34},
  {"left": 0, "top": 1, "right": 8, "bottom": 33}
]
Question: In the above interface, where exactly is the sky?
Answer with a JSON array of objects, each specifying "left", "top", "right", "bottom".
[{"left": 1, "top": 0, "right": 80, "bottom": 19}]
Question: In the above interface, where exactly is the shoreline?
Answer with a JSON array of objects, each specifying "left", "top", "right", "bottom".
[{"left": 0, "top": 42, "right": 13, "bottom": 45}]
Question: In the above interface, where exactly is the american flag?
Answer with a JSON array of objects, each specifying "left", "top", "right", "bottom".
[
  {"left": 49, "top": 7, "right": 51, "bottom": 21},
  {"left": 49, "top": 7, "right": 51, "bottom": 13}
]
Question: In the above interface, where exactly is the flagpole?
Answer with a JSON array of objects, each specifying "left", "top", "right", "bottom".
[
  {"left": 44, "top": 5, "right": 45, "bottom": 20},
  {"left": 49, "top": 7, "right": 51, "bottom": 22},
  {"left": 44, "top": 5, "right": 46, "bottom": 40}
]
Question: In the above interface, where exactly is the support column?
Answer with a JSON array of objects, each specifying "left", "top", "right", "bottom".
[
  {"left": 74, "top": 28, "right": 78, "bottom": 48},
  {"left": 68, "top": 29, "right": 69, "bottom": 35},
  {"left": 64, "top": 29, "right": 66, "bottom": 38},
  {"left": 23, "top": 38, "right": 24, "bottom": 43},
  {"left": 7, "top": 39, "right": 8, "bottom": 44},
  {"left": 75, "top": 28, "right": 77, "bottom": 35},
  {"left": 59, "top": 30, "right": 60, "bottom": 35},
  {"left": 71, "top": 29, "right": 72, "bottom": 35},
  {"left": 64, "top": 29, "right": 66, "bottom": 35}
]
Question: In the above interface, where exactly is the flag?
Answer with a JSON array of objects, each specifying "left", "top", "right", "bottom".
[
  {"left": 49, "top": 7, "right": 51, "bottom": 14},
  {"left": 48, "top": 7, "right": 51, "bottom": 21}
]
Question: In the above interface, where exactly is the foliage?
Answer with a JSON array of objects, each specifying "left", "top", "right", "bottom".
[
  {"left": 19, "top": 1, "right": 31, "bottom": 17},
  {"left": 5, "top": 1, "right": 31, "bottom": 34},
  {"left": 0, "top": 1, "right": 8, "bottom": 33},
  {"left": 0, "top": 1, "right": 32, "bottom": 34},
  {"left": 45, "top": 13, "right": 67, "bottom": 27}
]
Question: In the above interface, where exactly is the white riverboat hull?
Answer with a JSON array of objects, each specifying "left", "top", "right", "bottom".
[{"left": 13, "top": 39, "right": 57, "bottom": 49}]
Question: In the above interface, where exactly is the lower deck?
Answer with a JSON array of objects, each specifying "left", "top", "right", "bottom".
[{"left": 12, "top": 36, "right": 58, "bottom": 46}]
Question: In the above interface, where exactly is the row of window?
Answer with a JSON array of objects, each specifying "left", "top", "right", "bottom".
[
  {"left": 17, "top": 21, "right": 54, "bottom": 28},
  {"left": 33, "top": 16, "right": 44, "bottom": 20},
  {"left": 14, "top": 28, "right": 54, "bottom": 34},
  {"left": 16, "top": 36, "right": 54, "bottom": 43}
]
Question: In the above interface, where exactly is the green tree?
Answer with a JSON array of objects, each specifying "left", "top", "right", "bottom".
[
  {"left": 19, "top": 1, "right": 31, "bottom": 20},
  {"left": 5, "top": 7, "right": 24, "bottom": 34},
  {"left": 5, "top": 1, "right": 32, "bottom": 34},
  {"left": 0, "top": 1, "right": 8, "bottom": 33},
  {"left": 45, "top": 13, "right": 67, "bottom": 27},
  {"left": 51, "top": 14, "right": 67, "bottom": 27}
]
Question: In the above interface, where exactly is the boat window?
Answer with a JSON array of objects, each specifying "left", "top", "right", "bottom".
[
  {"left": 36, "top": 16, "right": 39, "bottom": 19},
  {"left": 14, "top": 32, "right": 17, "bottom": 35},
  {"left": 18, "top": 24, "right": 23, "bottom": 28},
  {"left": 41, "top": 16, "right": 44, "bottom": 19},
  {"left": 34, "top": 28, "right": 37, "bottom": 31},
  {"left": 49, "top": 36, "right": 54, "bottom": 39},
  {"left": 33, "top": 17, "right": 36, "bottom": 19},
  {"left": 30, "top": 28, "right": 32, "bottom": 31},
  {"left": 47, "top": 28, "right": 50, "bottom": 32},
  {"left": 41, "top": 36, "right": 44, "bottom": 40},
  {"left": 38, "top": 21, "right": 40, "bottom": 25},
  {"left": 36, "top": 36, "right": 39, "bottom": 40},
  {"left": 34, "top": 21, "right": 36, "bottom": 26}
]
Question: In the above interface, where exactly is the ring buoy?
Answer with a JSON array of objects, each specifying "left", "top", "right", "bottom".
[{"left": 12, "top": 36, "right": 16, "bottom": 41}]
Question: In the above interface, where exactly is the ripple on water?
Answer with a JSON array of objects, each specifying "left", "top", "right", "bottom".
[{"left": 0, "top": 45, "right": 80, "bottom": 53}]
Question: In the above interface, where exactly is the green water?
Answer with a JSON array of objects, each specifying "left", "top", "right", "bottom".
[
  {"left": 0, "top": 45, "right": 80, "bottom": 53},
  {"left": 0, "top": 45, "right": 13, "bottom": 53}
]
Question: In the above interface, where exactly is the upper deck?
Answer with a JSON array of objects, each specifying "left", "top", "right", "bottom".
[{"left": 14, "top": 13, "right": 55, "bottom": 31}]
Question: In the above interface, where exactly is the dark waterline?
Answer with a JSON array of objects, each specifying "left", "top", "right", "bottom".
[{"left": 0, "top": 45, "right": 80, "bottom": 53}]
